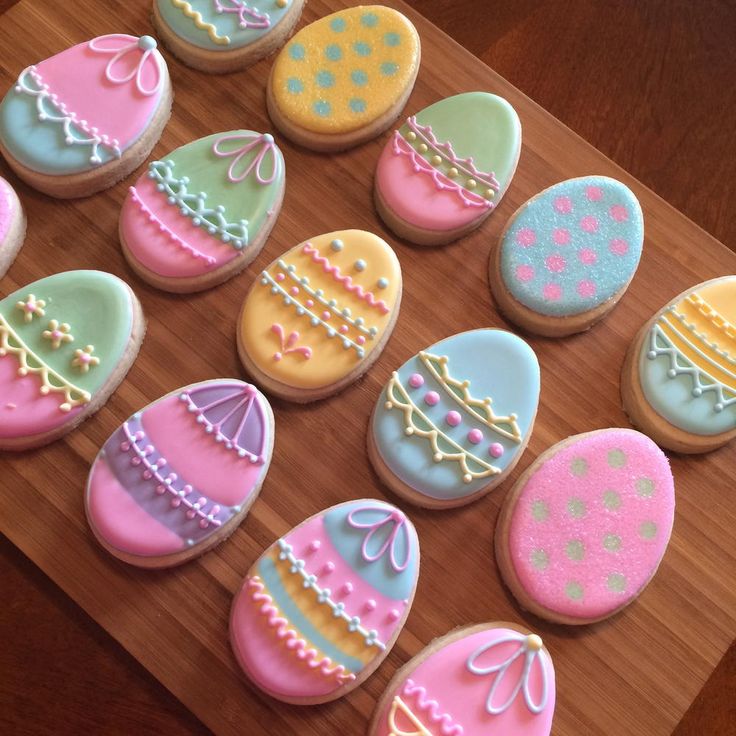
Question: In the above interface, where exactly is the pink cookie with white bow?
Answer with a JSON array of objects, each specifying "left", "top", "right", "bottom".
[
  {"left": 369, "top": 622, "right": 556, "bottom": 736},
  {"left": 230, "top": 499, "right": 420, "bottom": 704},
  {"left": 0, "top": 34, "right": 172, "bottom": 198},
  {"left": 120, "top": 130, "right": 285, "bottom": 292},
  {"left": 0, "top": 176, "right": 26, "bottom": 278}
]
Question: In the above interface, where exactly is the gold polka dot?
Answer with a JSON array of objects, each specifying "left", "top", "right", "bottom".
[
  {"left": 636, "top": 478, "right": 655, "bottom": 498},
  {"left": 603, "top": 489, "right": 621, "bottom": 510},
  {"left": 447, "top": 167, "right": 458, "bottom": 178},
  {"left": 640, "top": 521, "right": 657, "bottom": 539},
  {"left": 607, "top": 573, "right": 627, "bottom": 593},
  {"left": 608, "top": 449, "right": 627, "bottom": 468},
  {"left": 466, "top": 178, "right": 477, "bottom": 189},
  {"left": 406, "top": 131, "right": 417, "bottom": 141},
  {"left": 417, "top": 143, "right": 428, "bottom": 153},
  {"left": 531, "top": 500, "right": 549, "bottom": 522},
  {"left": 530, "top": 549, "right": 549, "bottom": 570},
  {"left": 431, "top": 154, "right": 442, "bottom": 166},
  {"left": 566, "top": 540, "right": 585, "bottom": 561},
  {"left": 567, "top": 498, "right": 586, "bottom": 518},
  {"left": 565, "top": 581, "right": 584, "bottom": 600},
  {"left": 484, "top": 188, "right": 495, "bottom": 199},
  {"left": 570, "top": 457, "right": 588, "bottom": 477},
  {"left": 603, "top": 534, "right": 622, "bottom": 552},
  {"left": 275, "top": 0, "right": 288, "bottom": 6}
]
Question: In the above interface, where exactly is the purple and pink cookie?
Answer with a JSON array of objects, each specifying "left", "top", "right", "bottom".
[
  {"left": 0, "top": 176, "right": 26, "bottom": 278},
  {"left": 495, "top": 429, "right": 675, "bottom": 625}
]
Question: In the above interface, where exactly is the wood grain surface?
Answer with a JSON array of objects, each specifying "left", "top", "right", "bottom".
[{"left": 1, "top": 1, "right": 735, "bottom": 735}]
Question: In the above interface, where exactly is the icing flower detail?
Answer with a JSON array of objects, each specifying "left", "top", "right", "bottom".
[
  {"left": 213, "top": 0, "right": 271, "bottom": 30},
  {"left": 42, "top": 320, "right": 74, "bottom": 349},
  {"left": 72, "top": 345, "right": 100, "bottom": 373},
  {"left": 466, "top": 632, "right": 549, "bottom": 716},
  {"left": 271, "top": 323, "right": 312, "bottom": 362},
  {"left": 15, "top": 294, "right": 46, "bottom": 322},
  {"left": 212, "top": 132, "right": 279, "bottom": 185},
  {"left": 346, "top": 504, "right": 411, "bottom": 573},
  {"left": 88, "top": 34, "right": 164, "bottom": 96}
]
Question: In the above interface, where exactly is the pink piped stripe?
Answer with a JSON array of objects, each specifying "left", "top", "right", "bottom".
[
  {"left": 301, "top": 243, "right": 390, "bottom": 315},
  {"left": 403, "top": 679, "right": 464, "bottom": 736},
  {"left": 246, "top": 576, "right": 356, "bottom": 684}
]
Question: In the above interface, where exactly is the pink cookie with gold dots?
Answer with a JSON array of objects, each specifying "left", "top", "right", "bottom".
[{"left": 496, "top": 428, "right": 675, "bottom": 625}]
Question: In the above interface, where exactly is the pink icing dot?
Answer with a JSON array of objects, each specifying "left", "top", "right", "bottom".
[
  {"left": 515, "top": 227, "right": 537, "bottom": 247},
  {"left": 586, "top": 185, "right": 603, "bottom": 201},
  {"left": 364, "top": 599, "right": 377, "bottom": 612},
  {"left": 339, "top": 325, "right": 349, "bottom": 334},
  {"left": 424, "top": 391, "right": 440, "bottom": 407},
  {"left": 610, "top": 204, "right": 628, "bottom": 222},
  {"left": 356, "top": 335, "right": 366, "bottom": 345},
  {"left": 388, "top": 609, "right": 401, "bottom": 622},
  {"left": 305, "top": 299, "right": 314, "bottom": 308},
  {"left": 577, "top": 279, "right": 596, "bottom": 298},
  {"left": 289, "top": 286, "right": 299, "bottom": 296},
  {"left": 489, "top": 442, "right": 504, "bottom": 458},
  {"left": 446, "top": 410, "right": 462, "bottom": 427},
  {"left": 580, "top": 215, "right": 599, "bottom": 233},
  {"left": 322, "top": 561, "right": 335, "bottom": 574},
  {"left": 545, "top": 255, "right": 566, "bottom": 273},
  {"left": 275, "top": 273, "right": 285, "bottom": 282},
  {"left": 321, "top": 311, "right": 331, "bottom": 321},
  {"left": 579, "top": 248, "right": 598, "bottom": 265},
  {"left": 308, "top": 540, "right": 321, "bottom": 553},
  {"left": 610, "top": 238, "right": 629, "bottom": 255},
  {"left": 341, "top": 582, "right": 353, "bottom": 595},
  {"left": 408, "top": 373, "right": 424, "bottom": 389},
  {"left": 543, "top": 283, "right": 562, "bottom": 301},
  {"left": 554, "top": 196, "right": 572, "bottom": 214},
  {"left": 515, "top": 264, "right": 535, "bottom": 282},
  {"left": 552, "top": 228, "right": 571, "bottom": 245},
  {"left": 468, "top": 428, "right": 483, "bottom": 444}
]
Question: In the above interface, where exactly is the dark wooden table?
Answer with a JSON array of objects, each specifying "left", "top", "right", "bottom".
[{"left": 2, "top": 1, "right": 734, "bottom": 734}]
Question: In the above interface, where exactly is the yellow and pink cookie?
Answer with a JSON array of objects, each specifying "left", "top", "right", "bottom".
[
  {"left": 230, "top": 499, "right": 419, "bottom": 704},
  {"left": 0, "top": 270, "right": 144, "bottom": 450},
  {"left": 0, "top": 176, "right": 26, "bottom": 278},
  {"left": 496, "top": 429, "right": 675, "bottom": 625},
  {"left": 267, "top": 6, "right": 420, "bottom": 151},
  {"left": 0, "top": 34, "right": 172, "bottom": 198},
  {"left": 621, "top": 275, "right": 736, "bottom": 452},
  {"left": 120, "top": 130, "right": 284, "bottom": 292},
  {"left": 85, "top": 380, "right": 274, "bottom": 568},
  {"left": 369, "top": 622, "right": 556, "bottom": 736},
  {"left": 375, "top": 92, "right": 522, "bottom": 245}
]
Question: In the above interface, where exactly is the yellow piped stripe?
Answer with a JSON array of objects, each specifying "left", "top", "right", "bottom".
[
  {"left": 170, "top": 0, "right": 231, "bottom": 45},
  {"left": 684, "top": 292, "right": 736, "bottom": 340}
]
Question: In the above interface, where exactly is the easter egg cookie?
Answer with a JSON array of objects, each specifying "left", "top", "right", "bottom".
[
  {"left": 86, "top": 379, "right": 274, "bottom": 568},
  {"left": 153, "top": 0, "right": 305, "bottom": 73},
  {"left": 0, "top": 176, "right": 26, "bottom": 278},
  {"left": 0, "top": 34, "right": 172, "bottom": 198},
  {"left": 230, "top": 499, "right": 420, "bottom": 704},
  {"left": 496, "top": 429, "right": 675, "bottom": 625},
  {"left": 375, "top": 92, "right": 522, "bottom": 246},
  {"left": 491, "top": 176, "right": 644, "bottom": 337},
  {"left": 120, "top": 130, "right": 285, "bottom": 292},
  {"left": 267, "top": 6, "right": 420, "bottom": 151},
  {"left": 369, "top": 622, "right": 556, "bottom": 736},
  {"left": 0, "top": 270, "right": 145, "bottom": 450},
  {"left": 368, "top": 329, "right": 540, "bottom": 509},
  {"left": 237, "top": 229, "right": 402, "bottom": 401},
  {"left": 621, "top": 276, "right": 736, "bottom": 453}
]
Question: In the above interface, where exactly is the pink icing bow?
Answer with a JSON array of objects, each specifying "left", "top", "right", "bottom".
[
  {"left": 212, "top": 132, "right": 279, "bottom": 185},
  {"left": 347, "top": 504, "right": 411, "bottom": 573},
  {"left": 88, "top": 34, "right": 164, "bottom": 97}
]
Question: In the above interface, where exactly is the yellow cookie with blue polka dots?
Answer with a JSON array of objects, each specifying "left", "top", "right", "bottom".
[{"left": 267, "top": 5, "right": 420, "bottom": 151}]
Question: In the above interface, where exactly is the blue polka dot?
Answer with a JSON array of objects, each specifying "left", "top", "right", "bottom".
[
  {"left": 313, "top": 100, "right": 331, "bottom": 117},
  {"left": 316, "top": 70, "right": 335, "bottom": 88},
  {"left": 384, "top": 32, "right": 401, "bottom": 47},
  {"left": 287, "top": 77, "right": 303, "bottom": 94},
  {"left": 330, "top": 17, "right": 346, "bottom": 32},
  {"left": 289, "top": 43, "right": 305, "bottom": 60},
  {"left": 361, "top": 12, "right": 379, "bottom": 27},
  {"left": 351, "top": 69, "right": 368, "bottom": 86},
  {"left": 325, "top": 44, "right": 342, "bottom": 61},
  {"left": 353, "top": 41, "right": 372, "bottom": 57},
  {"left": 349, "top": 98, "right": 366, "bottom": 113},
  {"left": 380, "top": 62, "right": 398, "bottom": 76}
]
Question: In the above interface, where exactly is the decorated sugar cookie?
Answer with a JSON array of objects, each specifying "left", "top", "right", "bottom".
[
  {"left": 237, "top": 230, "right": 402, "bottom": 401},
  {"left": 0, "top": 271, "right": 144, "bottom": 450},
  {"left": 621, "top": 276, "right": 736, "bottom": 452},
  {"left": 267, "top": 6, "right": 420, "bottom": 151},
  {"left": 120, "top": 130, "right": 285, "bottom": 292},
  {"left": 230, "top": 499, "right": 420, "bottom": 704},
  {"left": 375, "top": 92, "right": 522, "bottom": 246},
  {"left": 0, "top": 176, "right": 26, "bottom": 278},
  {"left": 495, "top": 429, "right": 674, "bottom": 624},
  {"left": 153, "top": 0, "right": 305, "bottom": 73},
  {"left": 368, "top": 329, "right": 540, "bottom": 508},
  {"left": 85, "top": 380, "right": 273, "bottom": 567},
  {"left": 490, "top": 176, "right": 644, "bottom": 336},
  {"left": 369, "top": 622, "right": 556, "bottom": 736},
  {"left": 0, "top": 34, "right": 172, "bottom": 198}
]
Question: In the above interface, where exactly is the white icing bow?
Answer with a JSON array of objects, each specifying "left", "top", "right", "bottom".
[{"left": 88, "top": 34, "right": 164, "bottom": 96}]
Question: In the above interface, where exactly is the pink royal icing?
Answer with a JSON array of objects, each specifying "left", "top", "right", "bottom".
[{"left": 0, "top": 177, "right": 14, "bottom": 243}]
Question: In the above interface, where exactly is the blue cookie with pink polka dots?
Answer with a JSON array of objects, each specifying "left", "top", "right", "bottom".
[{"left": 498, "top": 176, "right": 643, "bottom": 318}]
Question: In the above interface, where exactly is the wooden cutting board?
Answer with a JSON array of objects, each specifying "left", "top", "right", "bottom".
[{"left": 1, "top": 1, "right": 734, "bottom": 734}]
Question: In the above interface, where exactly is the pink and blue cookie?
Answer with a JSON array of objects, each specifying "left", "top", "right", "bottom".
[
  {"left": 369, "top": 622, "right": 556, "bottom": 736},
  {"left": 375, "top": 92, "right": 522, "bottom": 245},
  {"left": 368, "top": 329, "right": 540, "bottom": 509},
  {"left": 490, "top": 176, "right": 644, "bottom": 336},
  {"left": 0, "top": 270, "right": 145, "bottom": 450},
  {"left": 0, "top": 176, "right": 26, "bottom": 278},
  {"left": 120, "top": 130, "right": 285, "bottom": 292},
  {"left": 230, "top": 499, "right": 419, "bottom": 704},
  {"left": 0, "top": 34, "right": 172, "bottom": 198},
  {"left": 496, "top": 429, "right": 675, "bottom": 624},
  {"left": 86, "top": 379, "right": 274, "bottom": 568}
]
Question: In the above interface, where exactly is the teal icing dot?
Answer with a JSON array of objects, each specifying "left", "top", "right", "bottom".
[
  {"left": 286, "top": 77, "right": 303, "bottom": 94},
  {"left": 361, "top": 12, "right": 379, "bottom": 27},
  {"left": 384, "top": 32, "right": 401, "bottom": 47},
  {"left": 325, "top": 44, "right": 342, "bottom": 61},
  {"left": 380, "top": 61, "right": 398, "bottom": 76},
  {"left": 313, "top": 100, "right": 331, "bottom": 118},
  {"left": 330, "top": 17, "right": 346, "bottom": 32},
  {"left": 353, "top": 41, "right": 372, "bottom": 57},
  {"left": 289, "top": 43, "right": 305, "bottom": 61},
  {"left": 349, "top": 98, "right": 366, "bottom": 113},
  {"left": 351, "top": 69, "right": 368, "bottom": 86},
  {"left": 316, "top": 70, "right": 335, "bottom": 88}
]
